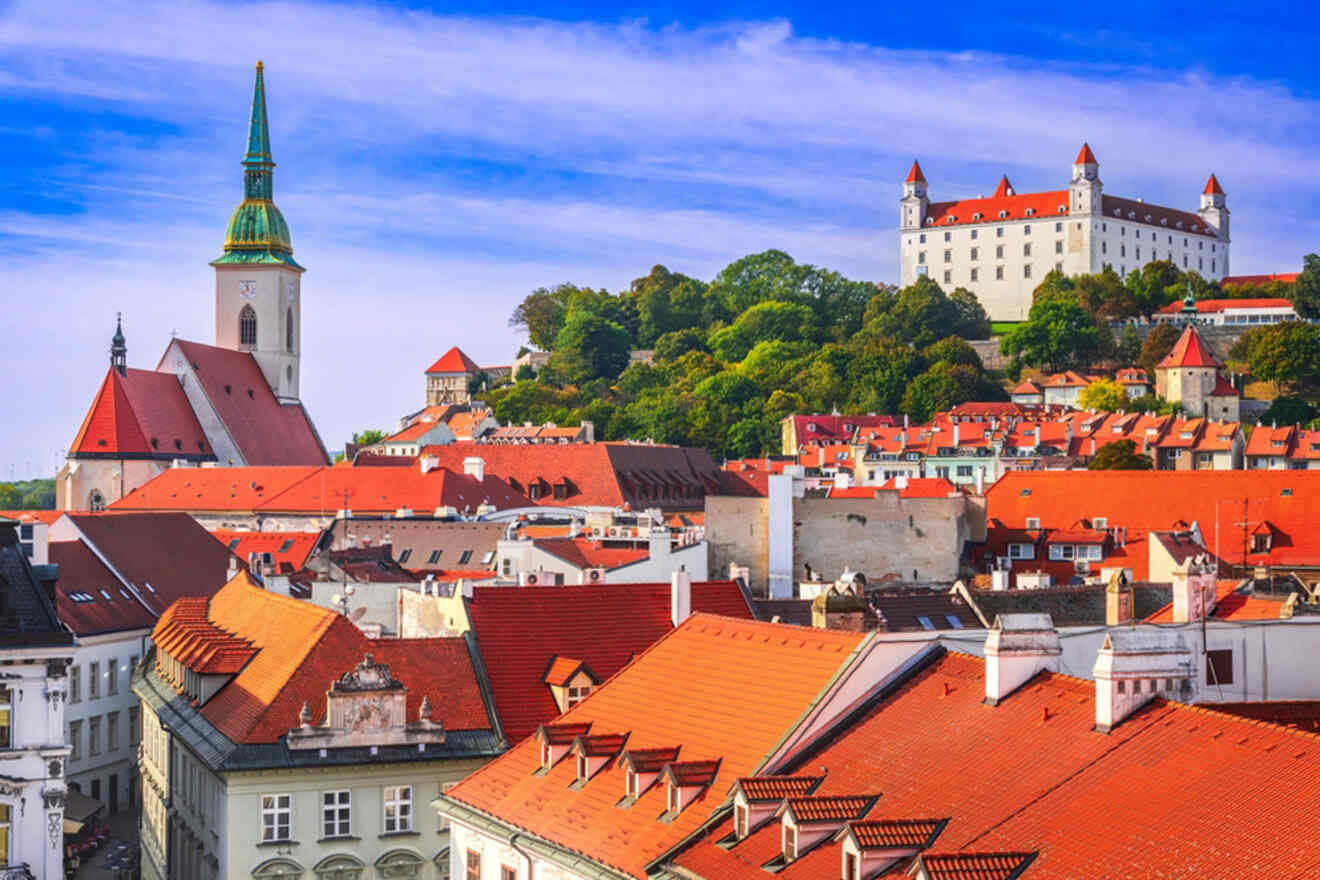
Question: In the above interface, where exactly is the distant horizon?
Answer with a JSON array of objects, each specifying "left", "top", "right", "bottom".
[{"left": 3, "top": 0, "right": 1319, "bottom": 477}]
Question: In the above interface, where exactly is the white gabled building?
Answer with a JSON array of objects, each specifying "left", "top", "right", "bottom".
[{"left": 899, "top": 145, "right": 1231, "bottom": 320}]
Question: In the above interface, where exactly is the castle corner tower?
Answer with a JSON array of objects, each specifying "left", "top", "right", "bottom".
[{"left": 211, "top": 61, "right": 304, "bottom": 403}]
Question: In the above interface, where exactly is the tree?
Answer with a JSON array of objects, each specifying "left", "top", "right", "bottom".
[
  {"left": 1079, "top": 378, "right": 1129, "bottom": 412},
  {"left": 509, "top": 286, "right": 573, "bottom": 350},
  {"left": 1126, "top": 261, "right": 1185, "bottom": 316},
  {"left": 1089, "top": 439, "right": 1153, "bottom": 470},
  {"left": 999, "top": 298, "right": 1103, "bottom": 372},
  {"left": 653, "top": 328, "right": 707, "bottom": 362},
  {"left": 867, "top": 277, "right": 990, "bottom": 348},
  {"left": 1116, "top": 324, "right": 1142, "bottom": 364},
  {"left": 949, "top": 287, "right": 993, "bottom": 340},
  {"left": 900, "top": 362, "right": 990, "bottom": 422},
  {"left": 1289, "top": 253, "right": 1320, "bottom": 319},
  {"left": 708, "top": 300, "right": 817, "bottom": 362},
  {"left": 1246, "top": 321, "right": 1320, "bottom": 387},
  {"left": 0, "top": 484, "right": 21, "bottom": 509},
  {"left": 514, "top": 364, "right": 537, "bottom": 382},
  {"left": 550, "top": 312, "right": 632, "bottom": 384},
  {"left": 921, "top": 336, "right": 983, "bottom": 370},
  {"left": 353, "top": 429, "right": 386, "bottom": 446},
  {"left": 1260, "top": 396, "right": 1316, "bottom": 427},
  {"left": 1138, "top": 324, "right": 1182, "bottom": 374}
]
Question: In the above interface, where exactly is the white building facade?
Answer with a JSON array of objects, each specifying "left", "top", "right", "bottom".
[{"left": 899, "top": 146, "right": 1230, "bottom": 320}]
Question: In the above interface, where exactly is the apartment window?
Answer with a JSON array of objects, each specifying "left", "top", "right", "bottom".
[
  {"left": 89, "top": 716, "right": 101, "bottom": 755},
  {"left": 398, "top": 548, "right": 412, "bottom": 564},
  {"left": 323, "top": 790, "right": 351, "bottom": 838},
  {"left": 1183, "top": 255, "right": 1189, "bottom": 267},
  {"left": 943, "top": 270, "right": 952, "bottom": 284},
  {"left": 1008, "top": 543, "right": 1034, "bottom": 560},
  {"left": 956, "top": 465, "right": 973, "bottom": 477},
  {"left": 1055, "top": 222, "right": 1063, "bottom": 233},
  {"left": 1121, "top": 226, "right": 1126, "bottom": 236},
  {"left": 1024, "top": 225, "right": 1031, "bottom": 235},
  {"left": 970, "top": 268, "right": 979, "bottom": 282},
  {"left": 1207, "top": 650, "right": 1234, "bottom": 686},
  {"left": 970, "top": 247, "right": 979, "bottom": 261},
  {"left": 277, "top": 539, "right": 294, "bottom": 553},
  {"left": 995, "top": 245, "right": 1004, "bottom": 259},
  {"left": 943, "top": 230, "right": 951, "bottom": 242},
  {"left": 919, "top": 233, "right": 926, "bottom": 244},
  {"left": 1055, "top": 240, "right": 1063, "bottom": 254},
  {"left": 1120, "top": 245, "right": 1126, "bottom": 258},
  {"left": 916, "top": 615, "right": 935, "bottom": 630},
  {"left": 89, "top": 662, "right": 100, "bottom": 699},
  {"left": 426, "top": 550, "right": 442, "bottom": 565},
  {"left": 129, "top": 707, "right": 140, "bottom": 746},
  {"left": 1102, "top": 241, "right": 1107, "bottom": 254},
  {"left": 107, "top": 658, "right": 118, "bottom": 696},
  {"left": 458, "top": 550, "right": 474, "bottom": 565},
  {"left": 69, "top": 666, "right": 80, "bottom": 703},
  {"left": 970, "top": 229, "right": 978, "bottom": 240},
  {"left": 384, "top": 785, "right": 413, "bottom": 832},
  {"left": 1024, "top": 264, "right": 1032, "bottom": 279},
  {"left": 996, "top": 227, "right": 1004, "bottom": 238},
  {"left": 1136, "top": 247, "right": 1141, "bottom": 260},
  {"left": 107, "top": 711, "right": 119, "bottom": 752},
  {"left": 1048, "top": 544, "right": 1075, "bottom": 561},
  {"left": 735, "top": 804, "right": 749, "bottom": 839},
  {"left": 130, "top": 654, "right": 138, "bottom": 677},
  {"left": 501, "top": 868, "right": 518, "bottom": 880},
  {"left": 0, "top": 688, "right": 9, "bottom": 749},
  {"left": 1023, "top": 243, "right": 1032, "bottom": 257},
  {"left": 784, "top": 824, "right": 798, "bottom": 861},
  {"left": 917, "top": 251, "right": 926, "bottom": 265},
  {"left": 466, "top": 851, "right": 481, "bottom": 880},
  {"left": 995, "top": 266, "right": 1004, "bottom": 281},
  {"left": 261, "top": 793, "right": 292, "bottom": 842},
  {"left": 69, "top": 721, "right": 81, "bottom": 761}
]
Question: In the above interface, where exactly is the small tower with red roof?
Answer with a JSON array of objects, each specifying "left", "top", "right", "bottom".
[
  {"left": 1155, "top": 324, "right": 1239, "bottom": 421},
  {"left": 1069, "top": 142, "right": 1102, "bottom": 215},
  {"left": 900, "top": 160, "right": 928, "bottom": 232},
  {"left": 1199, "top": 174, "right": 1230, "bottom": 268}
]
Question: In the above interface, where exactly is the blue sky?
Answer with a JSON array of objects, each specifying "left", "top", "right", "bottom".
[{"left": 3, "top": 0, "right": 1319, "bottom": 478}]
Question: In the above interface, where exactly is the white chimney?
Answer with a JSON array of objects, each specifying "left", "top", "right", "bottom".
[
  {"left": 1093, "top": 630, "right": 1192, "bottom": 733},
  {"left": 649, "top": 527, "right": 670, "bottom": 562},
  {"left": 895, "top": 474, "right": 909, "bottom": 490},
  {"left": 953, "top": 423, "right": 961, "bottom": 446},
  {"left": 990, "top": 568, "right": 1010, "bottom": 591},
  {"left": 1171, "top": 553, "right": 1218, "bottom": 624},
  {"left": 835, "top": 471, "right": 852, "bottom": 490},
  {"left": 984, "top": 614, "right": 1061, "bottom": 705},
  {"left": 227, "top": 555, "right": 239, "bottom": 581},
  {"left": 463, "top": 456, "right": 486, "bottom": 482},
  {"left": 671, "top": 568, "right": 692, "bottom": 626},
  {"left": 419, "top": 454, "right": 440, "bottom": 474}
]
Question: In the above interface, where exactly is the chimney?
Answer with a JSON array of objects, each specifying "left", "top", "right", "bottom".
[
  {"left": 975, "top": 469, "right": 985, "bottom": 495},
  {"left": 463, "top": 456, "right": 486, "bottom": 482},
  {"left": 953, "top": 422, "right": 961, "bottom": 447},
  {"left": 227, "top": 555, "right": 239, "bottom": 581},
  {"left": 1093, "top": 630, "right": 1191, "bottom": 732},
  {"left": 984, "top": 614, "right": 1061, "bottom": 705},
  {"left": 671, "top": 568, "right": 692, "bottom": 626},
  {"left": 418, "top": 454, "right": 439, "bottom": 474},
  {"left": 649, "top": 526, "right": 671, "bottom": 562},
  {"left": 1171, "top": 553, "right": 1217, "bottom": 623},
  {"left": 835, "top": 471, "right": 852, "bottom": 490},
  {"left": 1105, "top": 570, "right": 1135, "bottom": 626}
]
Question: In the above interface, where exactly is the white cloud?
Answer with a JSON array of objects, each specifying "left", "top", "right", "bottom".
[{"left": 1, "top": 0, "right": 1318, "bottom": 472}]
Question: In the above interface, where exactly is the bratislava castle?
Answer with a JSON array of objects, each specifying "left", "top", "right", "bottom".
[{"left": 898, "top": 144, "right": 1230, "bottom": 320}]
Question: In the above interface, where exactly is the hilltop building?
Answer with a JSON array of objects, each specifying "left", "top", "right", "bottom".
[
  {"left": 56, "top": 63, "right": 327, "bottom": 511},
  {"left": 424, "top": 347, "right": 511, "bottom": 407},
  {"left": 899, "top": 145, "right": 1230, "bottom": 319},
  {"left": 1155, "top": 324, "right": 1240, "bottom": 420}
]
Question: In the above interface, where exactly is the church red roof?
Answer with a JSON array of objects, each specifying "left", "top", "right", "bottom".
[
  {"left": 69, "top": 368, "right": 212, "bottom": 459},
  {"left": 1073, "top": 143, "right": 1098, "bottom": 165},
  {"left": 1158, "top": 325, "right": 1222, "bottom": 369},
  {"left": 426, "top": 346, "right": 482, "bottom": 374}
]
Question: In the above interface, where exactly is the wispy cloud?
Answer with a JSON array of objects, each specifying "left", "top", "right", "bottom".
[{"left": 1, "top": 0, "right": 1318, "bottom": 472}]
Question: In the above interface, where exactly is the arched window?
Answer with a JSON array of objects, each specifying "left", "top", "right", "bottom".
[
  {"left": 88, "top": 490, "right": 106, "bottom": 512},
  {"left": 239, "top": 306, "right": 257, "bottom": 349},
  {"left": 286, "top": 307, "right": 295, "bottom": 353}
]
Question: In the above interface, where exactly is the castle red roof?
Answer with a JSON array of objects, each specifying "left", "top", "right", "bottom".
[
  {"left": 211, "top": 530, "right": 321, "bottom": 572},
  {"left": 1073, "top": 143, "right": 1098, "bottom": 165},
  {"left": 925, "top": 189, "right": 1069, "bottom": 229},
  {"left": 426, "top": 346, "right": 482, "bottom": 374},
  {"left": 1158, "top": 325, "right": 1222, "bottom": 368},
  {"left": 465, "top": 582, "right": 755, "bottom": 743},
  {"left": 1203, "top": 173, "right": 1224, "bottom": 195},
  {"left": 992, "top": 176, "right": 1014, "bottom": 198},
  {"left": 906, "top": 161, "right": 926, "bottom": 183},
  {"left": 69, "top": 368, "right": 212, "bottom": 459}
]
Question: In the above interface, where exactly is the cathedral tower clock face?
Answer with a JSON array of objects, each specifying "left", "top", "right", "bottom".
[{"left": 239, "top": 280, "right": 256, "bottom": 298}]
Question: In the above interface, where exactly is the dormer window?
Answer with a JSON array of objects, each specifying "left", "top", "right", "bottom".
[
  {"left": 735, "top": 803, "right": 749, "bottom": 839},
  {"left": 925, "top": 218, "right": 935, "bottom": 225},
  {"left": 1161, "top": 218, "right": 1168, "bottom": 225},
  {"left": 998, "top": 210, "right": 1008, "bottom": 218},
  {"left": 972, "top": 212, "right": 983, "bottom": 221},
  {"left": 577, "top": 752, "right": 589, "bottom": 782},
  {"left": 1057, "top": 204, "right": 1067, "bottom": 213},
  {"left": 1025, "top": 208, "right": 1035, "bottom": 216},
  {"left": 541, "top": 741, "right": 552, "bottom": 770},
  {"left": 784, "top": 824, "right": 798, "bottom": 861},
  {"left": 626, "top": 769, "right": 640, "bottom": 799}
]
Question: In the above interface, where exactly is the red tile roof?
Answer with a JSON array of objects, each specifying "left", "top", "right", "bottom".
[
  {"left": 1101, "top": 194, "right": 1216, "bottom": 237},
  {"left": 465, "top": 581, "right": 755, "bottom": 743},
  {"left": 164, "top": 340, "right": 328, "bottom": 466},
  {"left": 0, "top": 510, "right": 63, "bottom": 525},
  {"left": 906, "top": 161, "right": 926, "bottom": 184},
  {"left": 1157, "top": 325, "right": 1222, "bottom": 368},
  {"left": 446, "top": 615, "right": 866, "bottom": 879},
  {"left": 737, "top": 775, "right": 823, "bottom": 802},
  {"left": 624, "top": 746, "right": 682, "bottom": 772},
  {"left": 577, "top": 732, "right": 630, "bottom": 757},
  {"left": 1157, "top": 297, "right": 1293, "bottom": 314},
  {"left": 1222, "top": 273, "right": 1298, "bottom": 286},
  {"left": 926, "top": 189, "right": 1068, "bottom": 229},
  {"left": 51, "top": 512, "right": 239, "bottom": 636},
  {"left": 152, "top": 573, "right": 492, "bottom": 743},
  {"left": 1073, "top": 143, "right": 1098, "bottom": 165},
  {"left": 666, "top": 759, "right": 721, "bottom": 786},
  {"left": 790, "top": 415, "right": 896, "bottom": 447},
  {"left": 211, "top": 530, "right": 320, "bottom": 572},
  {"left": 425, "top": 346, "right": 482, "bottom": 374},
  {"left": 786, "top": 794, "right": 877, "bottom": 822},
  {"left": 534, "top": 537, "right": 650, "bottom": 570},
  {"left": 69, "top": 368, "right": 212, "bottom": 459},
  {"left": 916, "top": 852, "right": 1038, "bottom": 880},
  {"left": 850, "top": 818, "right": 946, "bottom": 849},
  {"left": 878, "top": 478, "right": 959, "bottom": 499},
  {"left": 544, "top": 656, "right": 596, "bottom": 687},
  {"left": 1203, "top": 173, "right": 1224, "bottom": 195},
  {"left": 678, "top": 650, "right": 1320, "bottom": 879}
]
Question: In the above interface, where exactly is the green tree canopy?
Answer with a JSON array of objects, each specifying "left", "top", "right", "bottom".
[
  {"left": 1138, "top": 323, "right": 1182, "bottom": 374},
  {"left": 1000, "top": 298, "right": 1105, "bottom": 372},
  {"left": 708, "top": 300, "right": 817, "bottom": 362},
  {"left": 1289, "top": 253, "right": 1320, "bottom": 320},
  {"left": 1079, "top": 378, "right": 1129, "bottom": 412},
  {"left": 353, "top": 429, "right": 386, "bottom": 445},
  {"left": 1089, "top": 439, "right": 1153, "bottom": 470},
  {"left": 1260, "top": 396, "right": 1317, "bottom": 427},
  {"left": 1245, "top": 321, "right": 1320, "bottom": 387},
  {"left": 867, "top": 277, "right": 990, "bottom": 348},
  {"left": 550, "top": 312, "right": 633, "bottom": 384}
]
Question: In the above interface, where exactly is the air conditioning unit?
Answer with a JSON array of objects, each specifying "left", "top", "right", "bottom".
[
  {"left": 521, "top": 571, "right": 540, "bottom": 586},
  {"left": 583, "top": 567, "right": 606, "bottom": 584},
  {"left": 608, "top": 527, "right": 622, "bottom": 538}
]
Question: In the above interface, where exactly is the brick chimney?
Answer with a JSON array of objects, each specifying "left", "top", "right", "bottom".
[
  {"left": 984, "top": 614, "right": 1061, "bottom": 705},
  {"left": 1093, "top": 630, "right": 1192, "bottom": 732}
]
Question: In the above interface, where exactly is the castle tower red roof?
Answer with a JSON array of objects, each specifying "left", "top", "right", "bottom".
[
  {"left": 1204, "top": 174, "right": 1225, "bottom": 195},
  {"left": 1074, "top": 142, "right": 1099, "bottom": 165},
  {"left": 992, "top": 175, "right": 1015, "bottom": 198},
  {"left": 426, "top": 346, "right": 482, "bottom": 374},
  {"left": 1158, "top": 325, "right": 1222, "bottom": 369},
  {"left": 905, "top": 161, "right": 926, "bottom": 184}
]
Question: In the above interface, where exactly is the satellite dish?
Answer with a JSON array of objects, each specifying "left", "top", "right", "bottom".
[{"left": 349, "top": 606, "right": 368, "bottom": 623}]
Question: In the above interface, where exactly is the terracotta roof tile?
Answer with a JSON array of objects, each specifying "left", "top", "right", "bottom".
[
  {"left": 425, "top": 346, "right": 482, "bottom": 374},
  {"left": 1222, "top": 273, "right": 1298, "bottom": 286},
  {"left": 576, "top": 732, "right": 630, "bottom": 757},
  {"left": 906, "top": 161, "right": 926, "bottom": 184},
  {"left": 1073, "top": 143, "right": 1098, "bottom": 165},
  {"left": 665, "top": 759, "right": 722, "bottom": 787},
  {"left": 534, "top": 537, "right": 649, "bottom": 570},
  {"left": 1203, "top": 173, "right": 1224, "bottom": 195},
  {"left": 917, "top": 852, "right": 1037, "bottom": 880},
  {"left": 539, "top": 722, "right": 592, "bottom": 745},
  {"left": 69, "top": 368, "right": 212, "bottom": 459},
  {"left": 211, "top": 530, "right": 320, "bottom": 572},
  {"left": 738, "top": 776, "right": 823, "bottom": 802},
  {"left": 544, "top": 656, "right": 596, "bottom": 687},
  {"left": 787, "top": 794, "right": 877, "bottom": 822},
  {"left": 1158, "top": 325, "right": 1222, "bottom": 368},
  {"left": 849, "top": 817, "right": 946, "bottom": 850},
  {"left": 623, "top": 747, "right": 682, "bottom": 773},
  {"left": 1156, "top": 297, "right": 1293, "bottom": 314}
]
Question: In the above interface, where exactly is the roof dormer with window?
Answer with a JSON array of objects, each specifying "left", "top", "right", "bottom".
[
  {"left": 773, "top": 795, "right": 881, "bottom": 867},
  {"left": 544, "top": 656, "right": 601, "bottom": 713},
  {"left": 535, "top": 721, "right": 592, "bottom": 774},
  {"left": 570, "top": 732, "right": 630, "bottom": 788},
  {"left": 660, "top": 759, "right": 721, "bottom": 822},
  {"left": 838, "top": 818, "right": 948, "bottom": 880},
  {"left": 618, "top": 746, "right": 681, "bottom": 806},
  {"left": 729, "top": 776, "right": 823, "bottom": 842}
]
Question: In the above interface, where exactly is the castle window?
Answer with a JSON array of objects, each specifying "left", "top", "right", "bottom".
[
  {"left": 970, "top": 229, "right": 978, "bottom": 239},
  {"left": 944, "top": 250, "right": 952, "bottom": 263},
  {"left": 995, "top": 266, "right": 1004, "bottom": 280},
  {"left": 1055, "top": 222, "right": 1063, "bottom": 233},
  {"left": 286, "top": 307, "right": 295, "bottom": 353},
  {"left": 1023, "top": 243, "right": 1032, "bottom": 257},
  {"left": 944, "top": 231, "right": 951, "bottom": 242},
  {"left": 1024, "top": 264, "right": 1032, "bottom": 279},
  {"left": 917, "top": 251, "right": 926, "bottom": 265},
  {"left": 1055, "top": 241, "right": 1063, "bottom": 254},
  {"left": 1024, "top": 225, "right": 1031, "bottom": 234},
  {"left": 996, "top": 227, "right": 1004, "bottom": 238},
  {"left": 996, "top": 245, "right": 1004, "bottom": 259},
  {"left": 919, "top": 234, "right": 926, "bottom": 244},
  {"left": 970, "top": 247, "right": 978, "bottom": 261},
  {"left": 970, "top": 268, "right": 978, "bottom": 282},
  {"left": 239, "top": 305, "right": 257, "bottom": 349},
  {"left": 943, "top": 271, "right": 951, "bottom": 284}
]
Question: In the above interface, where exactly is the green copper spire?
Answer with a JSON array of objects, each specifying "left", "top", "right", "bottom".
[{"left": 212, "top": 61, "right": 303, "bottom": 271}]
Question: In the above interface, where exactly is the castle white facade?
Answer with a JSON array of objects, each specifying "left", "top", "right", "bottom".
[{"left": 899, "top": 145, "right": 1231, "bottom": 320}]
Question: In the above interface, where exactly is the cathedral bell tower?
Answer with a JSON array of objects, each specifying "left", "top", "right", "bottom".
[{"left": 211, "top": 61, "right": 305, "bottom": 403}]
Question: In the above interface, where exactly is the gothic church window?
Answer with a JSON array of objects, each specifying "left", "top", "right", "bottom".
[
  {"left": 286, "top": 307, "right": 294, "bottom": 353},
  {"left": 239, "top": 305, "right": 258, "bottom": 348}
]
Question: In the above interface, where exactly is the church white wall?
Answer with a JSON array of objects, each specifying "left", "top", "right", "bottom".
[{"left": 214, "top": 264, "right": 302, "bottom": 402}]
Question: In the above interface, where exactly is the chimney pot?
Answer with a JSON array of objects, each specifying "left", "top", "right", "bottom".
[
  {"left": 671, "top": 569, "right": 692, "bottom": 627},
  {"left": 984, "top": 614, "right": 1061, "bottom": 705}
]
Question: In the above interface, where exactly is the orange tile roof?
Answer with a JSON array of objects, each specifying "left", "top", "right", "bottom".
[
  {"left": 927, "top": 189, "right": 1069, "bottom": 229},
  {"left": 737, "top": 775, "right": 822, "bottom": 802},
  {"left": 211, "top": 530, "right": 320, "bottom": 572},
  {"left": 1074, "top": 143, "right": 1098, "bottom": 165},
  {"left": 624, "top": 746, "right": 682, "bottom": 773},
  {"left": 446, "top": 615, "right": 866, "bottom": 878},
  {"left": 850, "top": 818, "right": 946, "bottom": 850},
  {"left": 786, "top": 794, "right": 877, "bottom": 822},
  {"left": 917, "top": 852, "right": 1038, "bottom": 880},
  {"left": 1203, "top": 173, "right": 1224, "bottom": 195},
  {"left": 0, "top": 510, "right": 63, "bottom": 525},
  {"left": 425, "top": 346, "right": 481, "bottom": 374},
  {"left": 544, "top": 656, "right": 595, "bottom": 687},
  {"left": 534, "top": 537, "right": 650, "bottom": 570},
  {"left": 906, "top": 161, "right": 926, "bottom": 183},
  {"left": 1158, "top": 325, "right": 1223, "bottom": 369}
]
